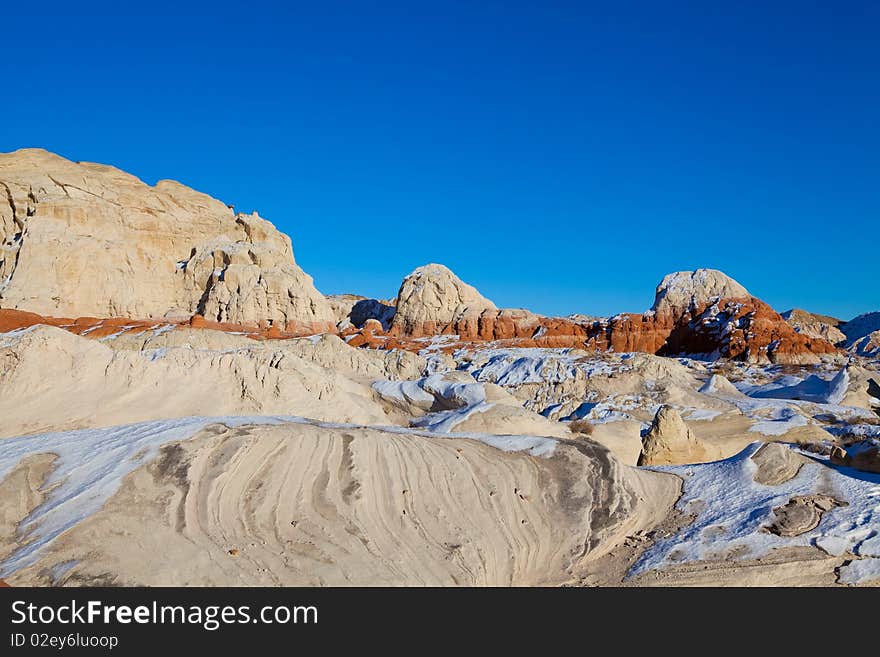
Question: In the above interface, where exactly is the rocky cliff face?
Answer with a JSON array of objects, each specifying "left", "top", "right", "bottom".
[
  {"left": 0, "top": 149, "right": 334, "bottom": 331},
  {"left": 839, "top": 313, "right": 880, "bottom": 358},
  {"left": 587, "top": 273, "right": 837, "bottom": 363},
  {"left": 658, "top": 297, "right": 838, "bottom": 363},
  {"left": 842, "top": 313, "right": 880, "bottom": 345},
  {"left": 849, "top": 330, "right": 880, "bottom": 358}
]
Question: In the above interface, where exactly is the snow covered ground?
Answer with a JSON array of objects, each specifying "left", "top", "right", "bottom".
[
  {"left": 631, "top": 443, "right": 880, "bottom": 584},
  {"left": 739, "top": 367, "right": 849, "bottom": 405},
  {"left": 457, "top": 347, "right": 624, "bottom": 385}
]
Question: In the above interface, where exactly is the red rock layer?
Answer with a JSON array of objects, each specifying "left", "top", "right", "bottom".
[
  {"left": 0, "top": 296, "right": 838, "bottom": 364},
  {"left": 376, "top": 297, "right": 838, "bottom": 363},
  {"left": 388, "top": 309, "right": 541, "bottom": 342},
  {"left": 659, "top": 297, "right": 838, "bottom": 363},
  {"left": 0, "top": 309, "right": 334, "bottom": 343},
  {"left": 583, "top": 313, "right": 676, "bottom": 353},
  {"left": 187, "top": 314, "right": 336, "bottom": 338}
]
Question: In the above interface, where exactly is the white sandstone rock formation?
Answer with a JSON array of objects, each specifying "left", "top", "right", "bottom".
[
  {"left": 391, "top": 263, "right": 497, "bottom": 335},
  {"left": 0, "top": 420, "right": 676, "bottom": 586},
  {"left": 0, "top": 325, "right": 407, "bottom": 437},
  {"left": 0, "top": 149, "right": 334, "bottom": 329},
  {"left": 651, "top": 269, "right": 750, "bottom": 316}
]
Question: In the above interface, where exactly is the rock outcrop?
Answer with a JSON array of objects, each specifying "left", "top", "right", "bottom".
[
  {"left": 841, "top": 312, "right": 880, "bottom": 342},
  {"left": 659, "top": 296, "right": 838, "bottom": 364},
  {"left": 373, "top": 266, "right": 837, "bottom": 364},
  {"left": 638, "top": 405, "right": 710, "bottom": 466},
  {"left": 386, "top": 265, "right": 680, "bottom": 350},
  {"left": 764, "top": 494, "right": 845, "bottom": 537},
  {"left": 699, "top": 373, "right": 748, "bottom": 397},
  {"left": 584, "top": 272, "right": 837, "bottom": 363},
  {"left": 327, "top": 294, "right": 396, "bottom": 331},
  {"left": 750, "top": 442, "right": 805, "bottom": 485},
  {"left": 850, "top": 330, "right": 880, "bottom": 357},
  {"left": 831, "top": 439, "right": 880, "bottom": 474},
  {"left": 0, "top": 420, "right": 675, "bottom": 586},
  {"left": 782, "top": 308, "right": 846, "bottom": 344},
  {"left": 841, "top": 312, "right": 880, "bottom": 357},
  {"left": 651, "top": 269, "right": 750, "bottom": 316},
  {"left": 647, "top": 271, "right": 836, "bottom": 363},
  {"left": 390, "top": 264, "right": 498, "bottom": 336},
  {"left": 582, "top": 313, "right": 676, "bottom": 354},
  {"left": 0, "top": 149, "right": 334, "bottom": 332}
]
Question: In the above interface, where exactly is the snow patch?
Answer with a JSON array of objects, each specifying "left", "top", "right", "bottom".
[
  {"left": 372, "top": 379, "right": 436, "bottom": 408},
  {"left": 631, "top": 443, "right": 880, "bottom": 581},
  {"left": 458, "top": 348, "right": 623, "bottom": 386},
  {"left": 838, "top": 558, "right": 880, "bottom": 585},
  {"left": 746, "top": 368, "right": 850, "bottom": 405},
  {"left": 411, "top": 401, "right": 495, "bottom": 433},
  {"left": 748, "top": 410, "right": 809, "bottom": 436},
  {"left": 683, "top": 408, "right": 723, "bottom": 421}
]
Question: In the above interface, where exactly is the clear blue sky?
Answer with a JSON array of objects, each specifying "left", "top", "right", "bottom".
[{"left": 1, "top": 1, "right": 877, "bottom": 319}]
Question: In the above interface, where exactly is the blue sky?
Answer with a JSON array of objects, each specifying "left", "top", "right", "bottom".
[{"left": 1, "top": 1, "right": 877, "bottom": 319}]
